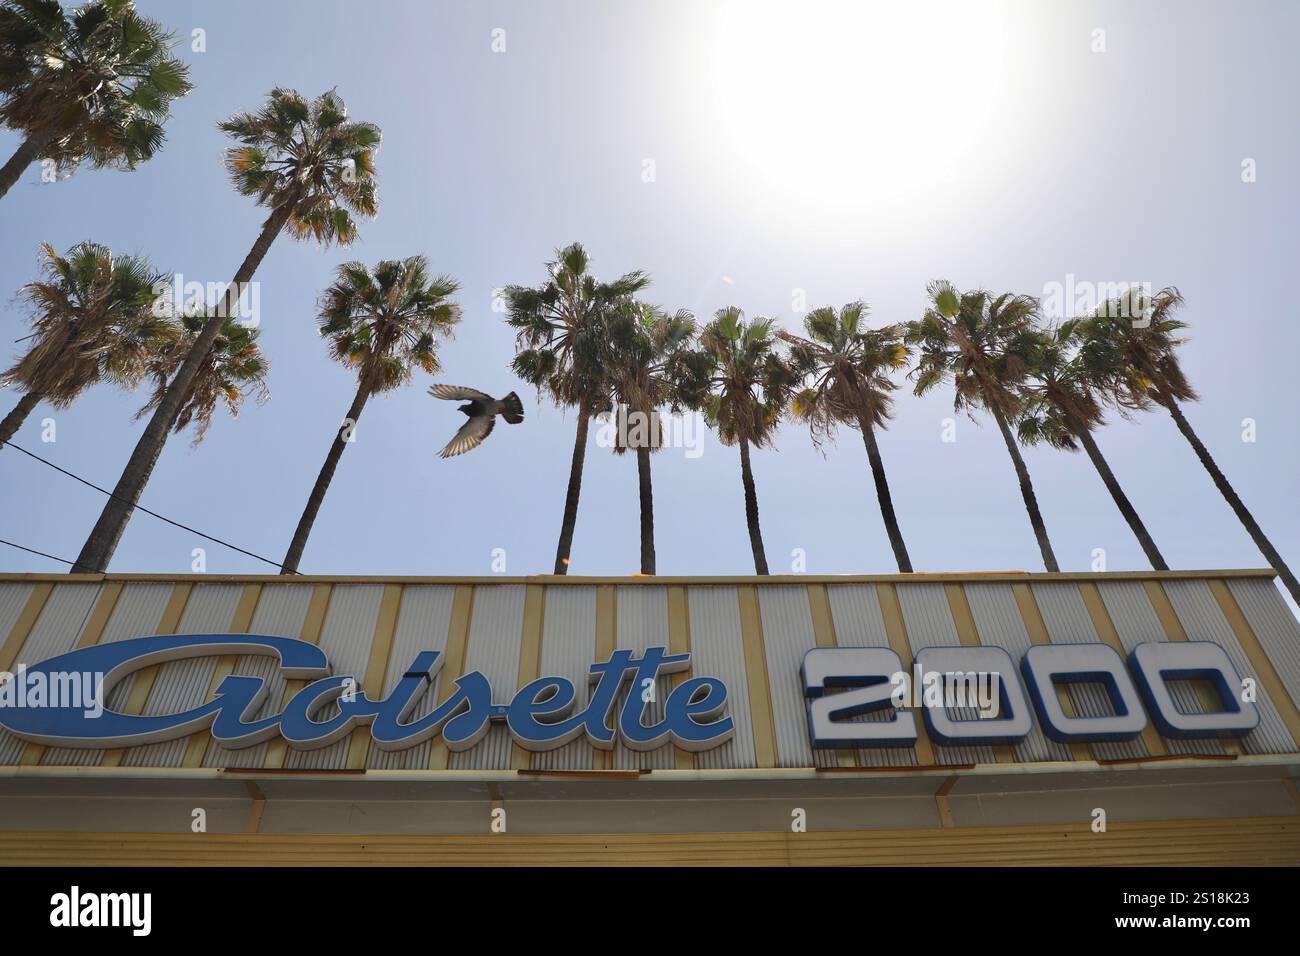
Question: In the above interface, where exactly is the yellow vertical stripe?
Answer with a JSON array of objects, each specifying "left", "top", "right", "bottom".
[
  {"left": 346, "top": 584, "right": 404, "bottom": 770},
  {"left": 876, "top": 583, "right": 937, "bottom": 766},
  {"left": 427, "top": 585, "right": 474, "bottom": 771},
  {"left": 186, "top": 584, "right": 262, "bottom": 768},
  {"left": 512, "top": 584, "right": 546, "bottom": 770},
  {"left": 1144, "top": 580, "right": 1241, "bottom": 755},
  {"left": 0, "top": 582, "right": 53, "bottom": 673},
  {"left": 99, "top": 583, "right": 192, "bottom": 768},
  {"left": 1077, "top": 582, "right": 1166, "bottom": 757},
  {"left": 666, "top": 585, "right": 697, "bottom": 770},
  {"left": 736, "top": 585, "right": 777, "bottom": 768},
  {"left": 944, "top": 584, "right": 1013, "bottom": 764},
  {"left": 21, "top": 582, "right": 123, "bottom": 767},
  {"left": 1208, "top": 579, "right": 1300, "bottom": 749},
  {"left": 590, "top": 585, "right": 617, "bottom": 770},
  {"left": 263, "top": 583, "right": 333, "bottom": 770},
  {"left": 1012, "top": 583, "right": 1092, "bottom": 762},
  {"left": 806, "top": 583, "right": 854, "bottom": 768}
]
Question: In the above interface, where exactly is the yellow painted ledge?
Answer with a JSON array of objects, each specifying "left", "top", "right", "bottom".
[{"left": 1, "top": 817, "right": 1296, "bottom": 866}]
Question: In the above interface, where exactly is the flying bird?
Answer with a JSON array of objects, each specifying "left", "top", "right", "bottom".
[{"left": 428, "top": 384, "right": 525, "bottom": 458}]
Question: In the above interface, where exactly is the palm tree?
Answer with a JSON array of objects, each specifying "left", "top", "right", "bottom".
[
  {"left": 606, "top": 300, "right": 702, "bottom": 575},
  {"left": 280, "top": 257, "right": 460, "bottom": 574},
  {"left": 135, "top": 310, "right": 268, "bottom": 444},
  {"left": 75, "top": 88, "right": 380, "bottom": 573},
  {"left": 505, "top": 242, "right": 650, "bottom": 574},
  {"left": 0, "top": 0, "right": 192, "bottom": 200},
  {"left": 908, "top": 282, "right": 1060, "bottom": 572},
  {"left": 692, "top": 307, "right": 797, "bottom": 575},
  {"left": 1016, "top": 321, "right": 1168, "bottom": 569},
  {"left": 1, "top": 240, "right": 176, "bottom": 445},
  {"left": 780, "top": 302, "right": 914, "bottom": 573},
  {"left": 1083, "top": 288, "right": 1300, "bottom": 605}
]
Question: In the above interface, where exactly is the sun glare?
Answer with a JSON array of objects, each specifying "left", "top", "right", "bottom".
[{"left": 712, "top": 1, "right": 1012, "bottom": 209}]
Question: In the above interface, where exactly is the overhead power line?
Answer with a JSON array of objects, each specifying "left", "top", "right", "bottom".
[
  {"left": 2, "top": 440, "right": 296, "bottom": 574},
  {"left": 0, "top": 536, "right": 77, "bottom": 567}
]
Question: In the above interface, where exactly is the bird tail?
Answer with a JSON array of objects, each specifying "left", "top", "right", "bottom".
[{"left": 501, "top": 392, "right": 524, "bottom": 424}]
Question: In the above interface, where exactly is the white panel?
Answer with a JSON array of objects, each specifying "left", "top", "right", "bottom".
[
  {"left": 758, "top": 585, "right": 834, "bottom": 769},
  {"left": 205, "top": 584, "right": 313, "bottom": 768},
  {"left": 449, "top": 586, "right": 525, "bottom": 771},
  {"left": 532, "top": 587, "right": 597, "bottom": 771},
  {"left": 1164, "top": 580, "right": 1296, "bottom": 755},
  {"left": 1228, "top": 578, "right": 1300, "bottom": 717},
  {"left": 42, "top": 583, "right": 174, "bottom": 767},
  {"left": 0, "top": 582, "right": 36, "bottom": 649},
  {"left": 963, "top": 583, "right": 1072, "bottom": 763},
  {"left": 1098, "top": 581, "right": 1221, "bottom": 757},
  {"left": 0, "top": 582, "right": 101, "bottom": 764},
  {"left": 370, "top": 586, "right": 457, "bottom": 770},
  {"left": 611, "top": 586, "right": 673, "bottom": 770},
  {"left": 827, "top": 583, "right": 916, "bottom": 767},
  {"left": 896, "top": 583, "right": 996, "bottom": 765},
  {"left": 688, "top": 586, "right": 754, "bottom": 770},
  {"left": 125, "top": 584, "right": 244, "bottom": 768},
  {"left": 1030, "top": 583, "right": 1147, "bottom": 761}
]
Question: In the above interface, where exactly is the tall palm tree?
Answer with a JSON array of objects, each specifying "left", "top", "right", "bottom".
[
  {"left": 0, "top": 0, "right": 192, "bottom": 200},
  {"left": 75, "top": 88, "right": 380, "bottom": 573},
  {"left": 280, "top": 257, "right": 460, "bottom": 574},
  {"left": 908, "top": 282, "right": 1060, "bottom": 572},
  {"left": 780, "top": 302, "right": 914, "bottom": 573},
  {"left": 693, "top": 307, "right": 797, "bottom": 575},
  {"left": 1016, "top": 321, "right": 1168, "bottom": 569},
  {"left": 606, "top": 300, "right": 702, "bottom": 575},
  {"left": 135, "top": 309, "right": 268, "bottom": 443},
  {"left": 1083, "top": 288, "right": 1300, "bottom": 605},
  {"left": 505, "top": 242, "right": 650, "bottom": 574},
  {"left": 1, "top": 240, "right": 176, "bottom": 445}
]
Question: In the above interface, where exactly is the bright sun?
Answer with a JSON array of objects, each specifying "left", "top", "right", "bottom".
[{"left": 712, "top": 0, "right": 1012, "bottom": 208}]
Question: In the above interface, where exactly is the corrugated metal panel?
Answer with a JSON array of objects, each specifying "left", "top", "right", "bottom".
[
  {"left": 532, "top": 587, "right": 597, "bottom": 771},
  {"left": 285, "top": 585, "right": 384, "bottom": 771},
  {"left": 612, "top": 586, "right": 674, "bottom": 770},
  {"left": 757, "top": 586, "right": 834, "bottom": 769},
  {"left": 205, "top": 584, "right": 313, "bottom": 769},
  {"left": 1163, "top": 580, "right": 1296, "bottom": 755},
  {"left": 0, "top": 582, "right": 36, "bottom": 649},
  {"left": 1030, "top": 583, "right": 1146, "bottom": 761},
  {"left": 1228, "top": 578, "right": 1300, "bottom": 715},
  {"left": 449, "top": 586, "right": 525, "bottom": 771},
  {"left": 369, "top": 586, "right": 457, "bottom": 770},
  {"left": 0, "top": 582, "right": 101, "bottom": 765},
  {"left": 125, "top": 584, "right": 244, "bottom": 768},
  {"left": 1097, "top": 582, "right": 1221, "bottom": 757},
  {"left": 688, "top": 586, "right": 754, "bottom": 770},
  {"left": 896, "top": 583, "right": 996, "bottom": 765},
  {"left": 963, "top": 584, "right": 1072, "bottom": 763},
  {"left": 43, "top": 583, "right": 174, "bottom": 767},
  {"left": 827, "top": 584, "right": 916, "bottom": 767}
]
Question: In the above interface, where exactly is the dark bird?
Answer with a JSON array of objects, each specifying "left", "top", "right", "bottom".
[{"left": 428, "top": 384, "right": 525, "bottom": 458}]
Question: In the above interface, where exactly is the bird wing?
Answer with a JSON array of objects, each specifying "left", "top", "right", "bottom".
[
  {"left": 428, "top": 384, "right": 493, "bottom": 402},
  {"left": 439, "top": 413, "right": 495, "bottom": 458}
]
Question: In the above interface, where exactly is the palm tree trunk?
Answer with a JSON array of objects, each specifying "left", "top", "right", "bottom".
[
  {"left": 280, "top": 382, "right": 371, "bottom": 574},
  {"left": 73, "top": 204, "right": 294, "bottom": 573},
  {"left": 0, "top": 392, "right": 42, "bottom": 446},
  {"left": 990, "top": 404, "right": 1060, "bottom": 572},
  {"left": 0, "top": 127, "right": 56, "bottom": 201},
  {"left": 636, "top": 445, "right": 655, "bottom": 575},
  {"left": 738, "top": 438, "right": 769, "bottom": 575},
  {"left": 553, "top": 401, "right": 590, "bottom": 574},
  {"left": 1159, "top": 392, "right": 1300, "bottom": 605},
  {"left": 1074, "top": 426, "right": 1168, "bottom": 571},
  {"left": 857, "top": 415, "right": 912, "bottom": 573}
]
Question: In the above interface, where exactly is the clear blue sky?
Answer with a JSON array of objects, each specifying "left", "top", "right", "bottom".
[{"left": 0, "top": 0, "right": 1296, "bottom": 591}]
